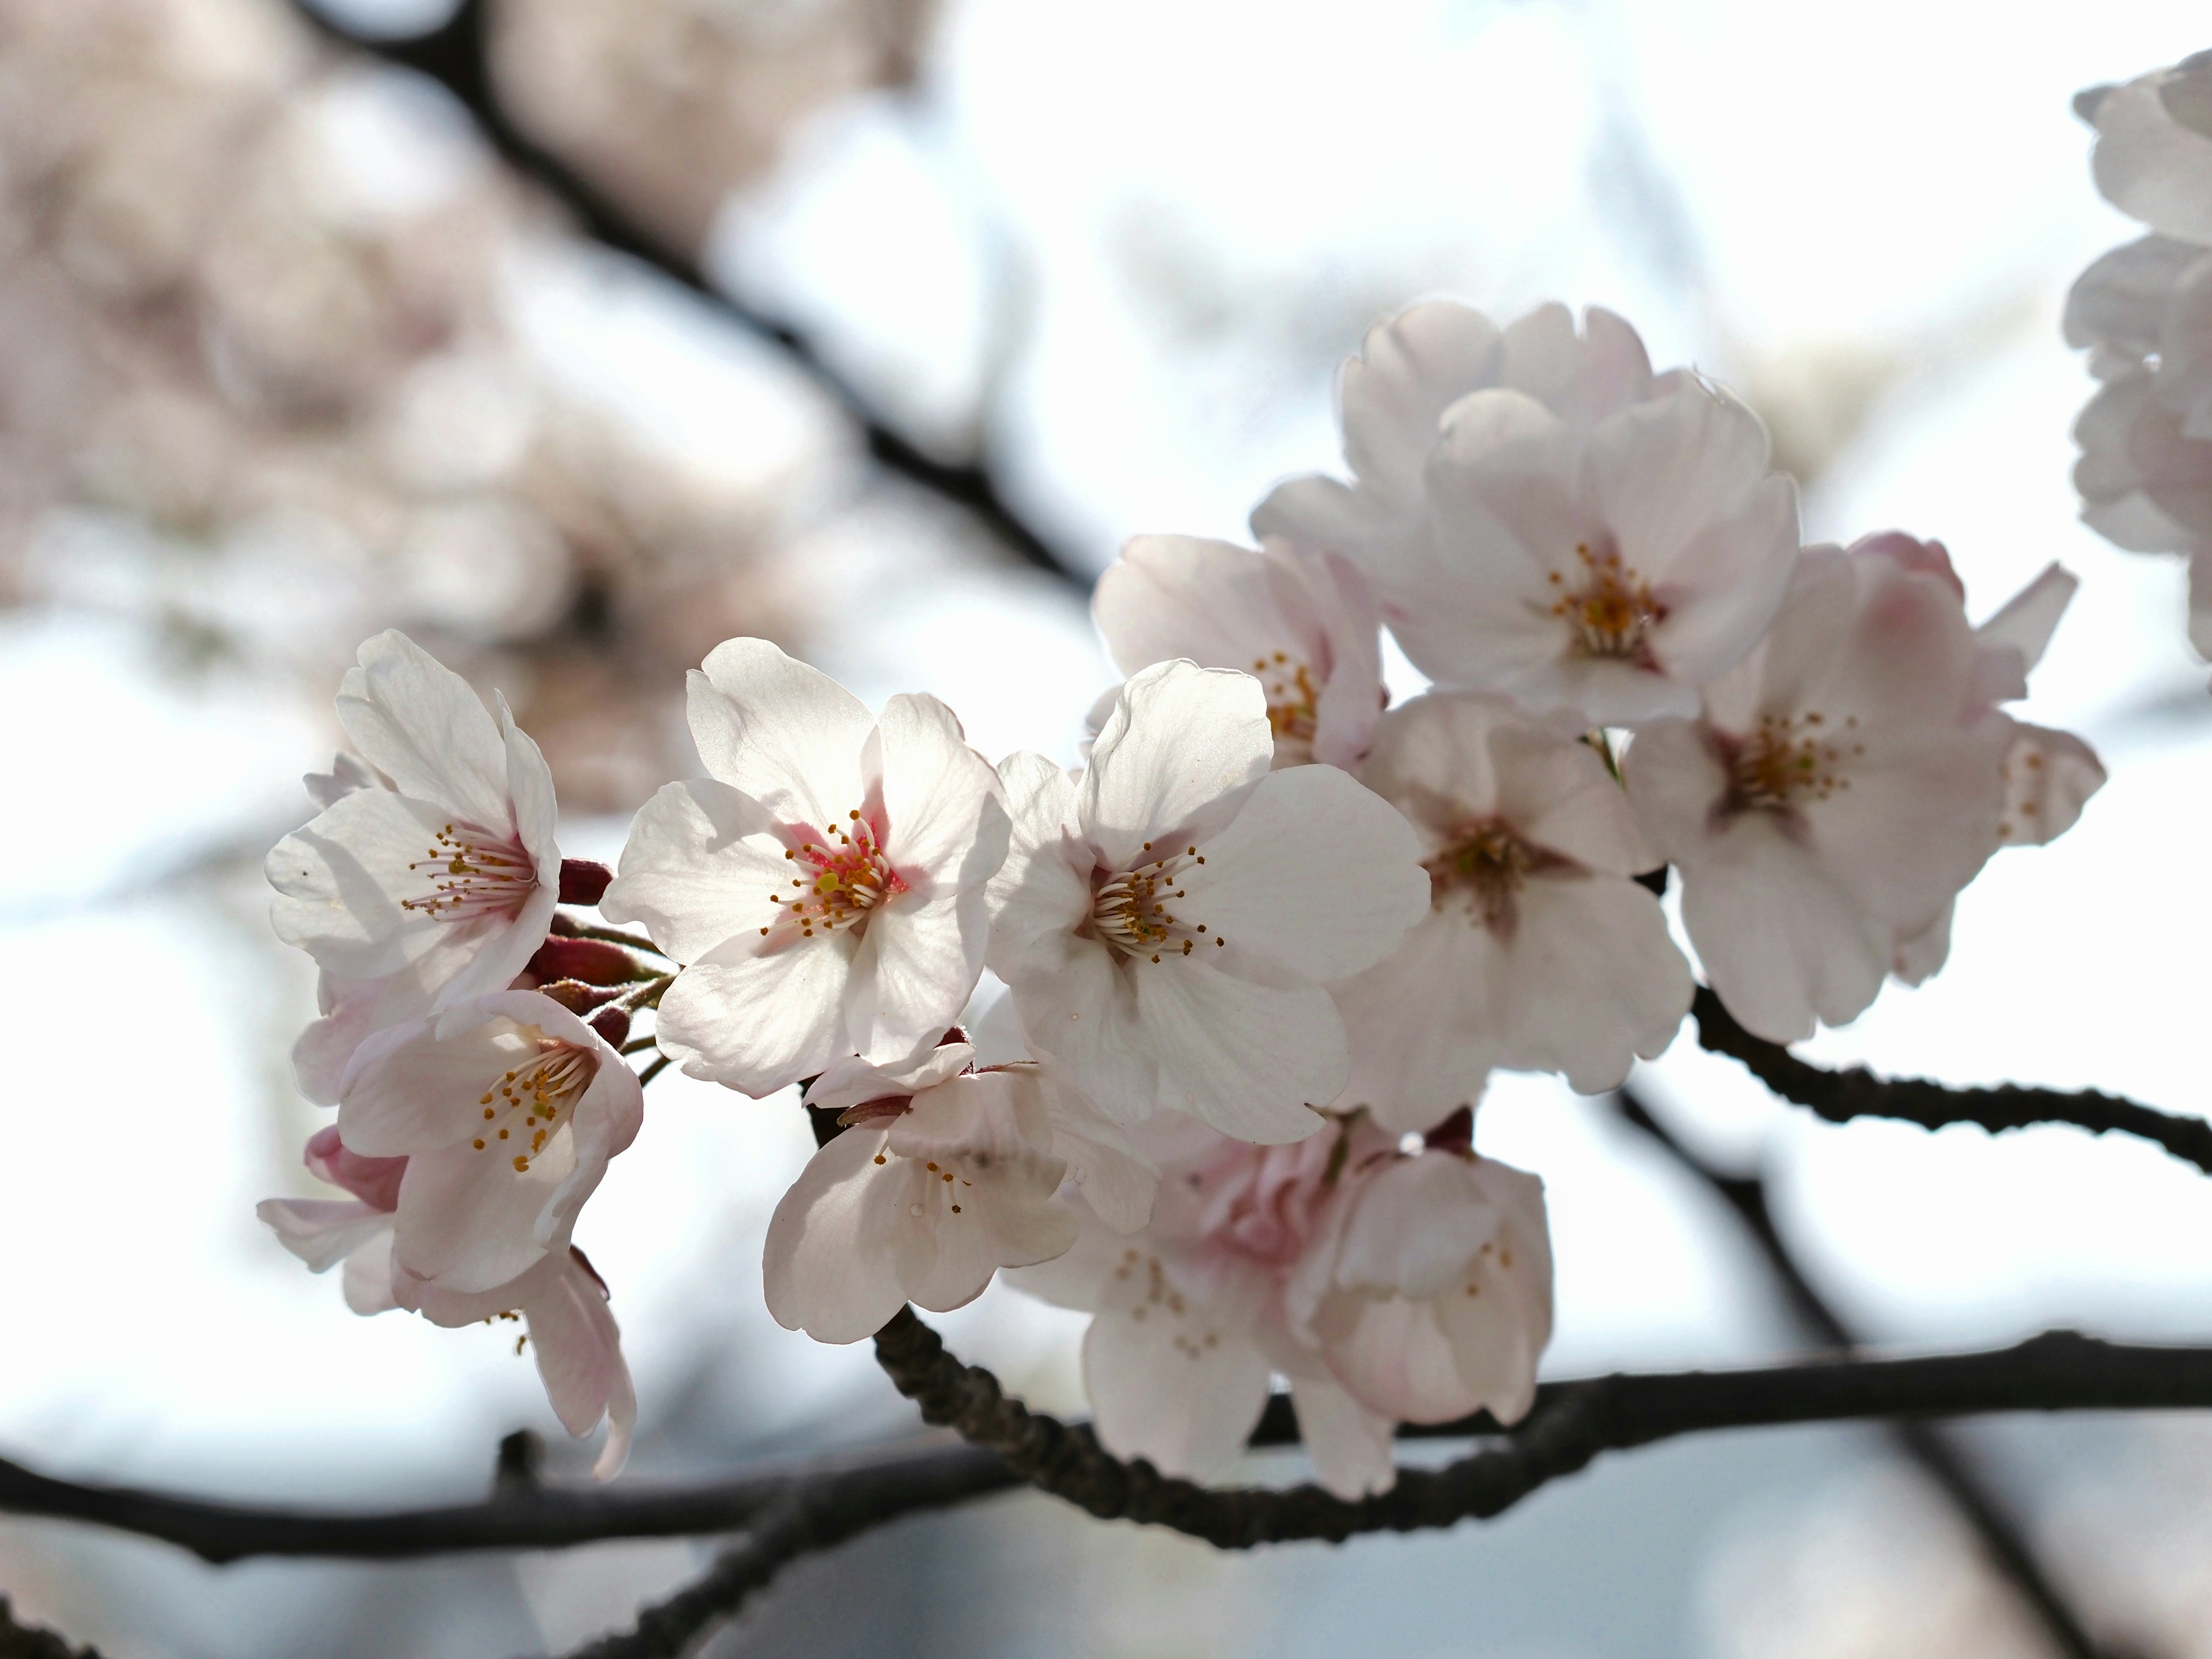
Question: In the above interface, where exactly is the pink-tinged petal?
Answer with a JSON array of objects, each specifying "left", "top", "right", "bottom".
[
  {"left": 845, "top": 888, "right": 987, "bottom": 1067},
  {"left": 805, "top": 1041, "right": 974, "bottom": 1115},
  {"left": 1892, "top": 900, "right": 1955, "bottom": 987},
  {"left": 521, "top": 1252, "right": 634, "bottom": 1478},
  {"left": 1486, "top": 720, "right": 1656, "bottom": 876},
  {"left": 1802, "top": 721, "right": 2007, "bottom": 931},
  {"left": 1315, "top": 1291, "right": 1476, "bottom": 1423},
  {"left": 1134, "top": 960, "right": 1342, "bottom": 1143},
  {"left": 267, "top": 787, "right": 473, "bottom": 977},
  {"left": 1488, "top": 876, "right": 1691, "bottom": 1093},
  {"left": 338, "top": 1014, "right": 541, "bottom": 1155},
  {"left": 1997, "top": 724, "right": 2106, "bottom": 849},
  {"left": 1249, "top": 473, "right": 1398, "bottom": 563},
  {"left": 689, "top": 638, "right": 872, "bottom": 825},
  {"left": 1619, "top": 717, "right": 1729, "bottom": 860},
  {"left": 1564, "top": 306, "right": 1657, "bottom": 425},
  {"left": 1645, "top": 474, "right": 1800, "bottom": 689},
  {"left": 302, "top": 1124, "right": 406, "bottom": 1211},
  {"left": 341, "top": 1230, "right": 400, "bottom": 1315},
  {"left": 1080, "top": 662, "right": 1271, "bottom": 870},
  {"left": 1976, "top": 563, "right": 2078, "bottom": 677},
  {"left": 1286, "top": 1372, "right": 1398, "bottom": 1499},
  {"left": 652, "top": 929, "right": 857, "bottom": 1097},
  {"left": 258, "top": 1198, "right": 394, "bottom": 1274},
  {"left": 1584, "top": 382, "right": 1771, "bottom": 572},
  {"left": 1010, "top": 941, "right": 1159, "bottom": 1128},
  {"left": 601, "top": 778, "right": 796, "bottom": 964},
  {"left": 1177, "top": 764, "right": 1426, "bottom": 987},
  {"left": 499, "top": 697, "right": 562, "bottom": 880},
  {"left": 1332, "top": 916, "right": 1500, "bottom": 1134},
  {"left": 2093, "top": 71, "right": 2212, "bottom": 244},
  {"left": 1334, "top": 1157, "right": 1505, "bottom": 1301},
  {"left": 986, "top": 751, "right": 1089, "bottom": 975},
  {"left": 392, "top": 1132, "right": 579, "bottom": 1293},
  {"left": 1340, "top": 300, "right": 1505, "bottom": 505},
  {"left": 1094, "top": 535, "right": 1327, "bottom": 684},
  {"left": 2064, "top": 234, "right": 2202, "bottom": 355},
  {"left": 1039, "top": 1069, "right": 1158, "bottom": 1234},
  {"left": 1306, "top": 551, "right": 1386, "bottom": 770},
  {"left": 873, "top": 693, "right": 1007, "bottom": 879},
  {"left": 1497, "top": 301, "right": 1581, "bottom": 410},
  {"left": 335, "top": 631, "right": 513, "bottom": 833},
  {"left": 762, "top": 1128, "right": 916, "bottom": 1343},
  {"left": 1082, "top": 1301, "right": 1272, "bottom": 1483},
  {"left": 291, "top": 968, "right": 434, "bottom": 1106}
]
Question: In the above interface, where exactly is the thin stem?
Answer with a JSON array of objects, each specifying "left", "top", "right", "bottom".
[
  {"left": 637, "top": 1054, "right": 672, "bottom": 1087},
  {"left": 619, "top": 1036, "right": 660, "bottom": 1056},
  {"left": 607, "top": 975, "right": 674, "bottom": 1016}
]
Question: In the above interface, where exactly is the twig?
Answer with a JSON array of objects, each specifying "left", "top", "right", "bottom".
[
  {"left": 287, "top": 0, "right": 1090, "bottom": 591},
  {"left": 637, "top": 1054, "right": 672, "bottom": 1087},
  {"left": 1613, "top": 1085, "right": 2115, "bottom": 1659},
  {"left": 9, "top": 1332, "right": 2212, "bottom": 1566},
  {"left": 1691, "top": 987, "right": 2212, "bottom": 1177}
]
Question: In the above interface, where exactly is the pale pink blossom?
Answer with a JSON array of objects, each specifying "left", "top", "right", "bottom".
[
  {"left": 602, "top": 639, "right": 1009, "bottom": 1096},
  {"left": 334, "top": 989, "right": 643, "bottom": 1295},
  {"left": 1092, "top": 535, "right": 1384, "bottom": 768},
  {"left": 1012, "top": 1112, "right": 1551, "bottom": 1499},
  {"left": 1624, "top": 535, "right": 2099, "bottom": 1043},
  {"left": 258, "top": 1126, "right": 635, "bottom": 1478},
  {"left": 1331, "top": 692, "right": 1690, "bottom": 1128},
  {"left": 988, "top": 661, "right": 1428, "bottom": 1144},
  {"left": 763, "top": 1045, "right": 1153, "bottom": 1344},
  {"left": 2081, "top": 55, "right": 2212, "bottom": 247},
  {"left": 268, "top": 632, "right": 561, "bottom": 1099}
]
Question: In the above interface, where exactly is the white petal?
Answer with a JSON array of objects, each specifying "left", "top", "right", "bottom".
[
  {"left": 874, "top": 694, "right": 1008, "bottom": 880},
  {"left": 1315, "top": 1291, "right": 1478, "bottom": 1424},
  {"left": 1010, "top": 942, "right": 1160, "bottom": 1128},
  {"left": 1286, "top": 1372, "right": 1399, "bottom": 1499},
  {"left": 392, "top": 1135, "right": 577, "bottom": 1293},
  {"left": 257, "top": 1198, "right": 393, "bottom": 1274},
  {"left": 849, "top": 889, "right": 990, "bottom": 1066},
  {"left": 1134, "top": 960, "right": 1343, "bottom": 1143},
  {"left": 341, "top": 1230, "right": 402, "bottom": 1316},
  {"left": 2064, "top": 234, "right": 2202, "bottom": 354},
  {"left": 1039, "top": 1067, "right": 1160, "bottom": 1234},
  {"left": 1094, "top": 535, "right": 1327, "bottom": 683},
  {"left": 761, "top": 1128, "right": 914, "bottom": 1343},
  {"left": 1083, "top": 1298, "right": 1272, "bottom": 1482},
  {"left": 524, "top": 1254, "right": 628, "bottom": 1446},
  {"left": 1332, "top": 916, "right": 1499, "bottom": 1134},
  {"left": 1584, "top": 382, "right": 1773, "bottom": 578},
  {"left": 805, "top": 1041, "right": 975, "bottom": 1115},
  {"left": 1644, "top": 474, "right": 1801, "bottom": 691},
  {"left": 985, "top": 751, "right": 1090, "bottom": 975},
  {"left": 336, "top": 631, "right": 512, "bottom": 832},
  {"left": 653, "top": 930, "right": 857, "bottom": 1097},
  {"left": 1081, "top": 662, "right": 1272, "bottom": 870},
  {"left": 601, "top": 779, "right": 795, "bottom": 965},
  {"left": 1486, "top": 876, "right": 1691, "bottom": 1093},
  {"left": 1341, "top": 300, "right": 1503, "bottom": 505},
  {"left": 1976, "top": 562, "right": 2078, "bottom": 675},
  {"left": 1997, "top": 723, "right": 2106, "bottom": 849},
  {"left": 338, "top": 1014, "right": 541, "bottom": 1155},
  {"left": 2093, "top": 70, "right": 2212, "bottom": 244},
  {"left": 689, "top": 638, "right": 872, "bottom": 826}
]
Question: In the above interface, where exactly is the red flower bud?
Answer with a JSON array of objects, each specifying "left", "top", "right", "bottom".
[
  {"left": 558, "top": 858, "right": 614, "bottom": 906},
  {"left": 528, "top": 935, "right": 642, "bottom": 986},
  {"left": 590, "top": 1006, "right": 632, "bottom": 1048}
]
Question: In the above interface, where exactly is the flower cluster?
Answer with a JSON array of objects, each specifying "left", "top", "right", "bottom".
[
  {"left": 2068, "top": 51, "right": 2212, "bottom": 652},
  {"left": 259, "top": 297, "right": 2100, "bottom": 1494}
]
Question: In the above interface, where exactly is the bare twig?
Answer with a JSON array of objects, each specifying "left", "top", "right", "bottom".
[
  {"left": 1691, "top": 987, "right": 2212, "bottom": 1177},
  {"left": 1613, "top": 1085, "right": 2115, "bottom": 1659},
  {"left": 287, "top": 0, "right": 1090, "bottom": 591}
]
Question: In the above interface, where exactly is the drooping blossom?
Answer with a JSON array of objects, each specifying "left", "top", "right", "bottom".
[
  {"left": 988, "top": 661, "right": 1427, "bottom": 1144},
  {"left": 1624, "top": 534, "right": 2101, "bottom": 1044},
  {"left": 1253, "top": 300, "right": 1799, "bottom": 724},
  {"left": 1330, "top": 692, "right": 1691, "bottom": 1128},
  {"left": 602, "top": 639, "right": 1009, "bottom": 1096},
  {"left": 334, "top": 990, "right": 644, "bottom": 1295},
  {"left": 1012, "top": 1111, "right": 1552, "bottom": 1499},
  {"left": 1092, "top": 535, "right": 1384, "bottom": 768},
  {"left": 763, "top": 1040, "right": 1156, "bottom": 1343},
  {"left": 259, "top": 1126, "right": 635, "bottom": 1478},
  {"left": 268, "top": 632, "right": 561, "bottom": 1100},
  {"left": 2067, "top": 55, "right": 2212, "bottom": 653}
]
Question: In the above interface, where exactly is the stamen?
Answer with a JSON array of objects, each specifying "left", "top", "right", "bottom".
[
  {"left": 1088, "top": 848, "right": 1221, "bottom": 962},
  {"left": 1250, "top": 652, "right": 1321, "bottom": 749},
  {"left": 1427, "top": 820, "right": 1566, "bottom": 938},
  {"left": 1724, "top": 712, "right": 1863, "bottom": 815},
  {"left": 468, "top": 1036, "right": 597, "bottom": 1175},
  {"left": 401, "top": 820, "right": 538, "bottom": 923},
  {"left": 1548, "top": 540, "right": 1666, "bottom": 666},
  {"left": 762, "top": 810, "right": 907, "bottom": 945}
]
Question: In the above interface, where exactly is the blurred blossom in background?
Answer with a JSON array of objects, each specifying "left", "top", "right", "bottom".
[{"left": 4, "top": 0, "right": 2212, "bottom": 1654}]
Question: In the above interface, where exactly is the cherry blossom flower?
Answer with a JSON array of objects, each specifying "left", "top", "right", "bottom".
[
  {"left": 1092, "top": 535, "right": 1384, "bottom": 768},
  {"left": 1012, "top": 1111, "right": 1551, "bottom": 1499},
  {"left": 2081, "top": 54, "right": 2212, "bottom": 247},
  {"left": 1624, "top": 535, "right": 2099, "bottom": 1043},
  {"left": 602, "top": 639, "right": 1009, "bottom": 1096},
  {"left": 258, "top": 1127, "right": 636, "bottom": 1478},
  {"left": 988, "top": 661, "right": 1428, "bottom": 1144},
  {"left": 1330, "top": 691, "right": 1691, "bottom": 1128},
  {"left": 334, "top": 989, "right": 643, "bottom": 1295},
  {"left": 268, "top": 632, "right": 562, "bottom": 1098},
  {"left": 1252, "top": 300, "right": 1797, "bottom": 723},
  {"left": 764, "top": 1043, "right": 1154, "bottom": 1343}
]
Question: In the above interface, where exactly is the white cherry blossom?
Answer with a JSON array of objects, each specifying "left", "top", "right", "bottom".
[
  {"left": 988, "top": 661, "right": 1428, "bottom": 1144},
  {"left": 1624, "top": 535, "right": 2098, "bottom": 1043},
  {"left": 1092, "top": 534, "right": 1384, "bottom": 769},
  {"left": 602, "top": 639, "right": 1009, "bottom": 1096},
  {"left": 764, "top": 1049, "right": 1153, "bottom": 1344},
  {"left": 258, "top": 1127, "right": 636, "bottom": 1479},
  {"left": 334, "top": 989, "right": 643, "bottom": 1295},
  {"left": 1331, "top": 691, "right": 1690, "bottom": 1129},
  {"left": 1012, "top": 1111, "right": 1552, "bottom": 1499},
  {"left": 267, "top": 632, "right": 562, "bottom": 1079},
  {"left": 2081, "top": 54, "right": 2212, "bottom": 247}
]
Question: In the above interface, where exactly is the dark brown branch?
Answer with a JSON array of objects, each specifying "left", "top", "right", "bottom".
[
  {"left": 1691, "top": 986, "right": 2212, "bottom": 1177},
  {"left": 287, "top": 0, "right": 1090, "bottom": 590},
  {"left": 1613, "top": 1085, "right": 2115, "bottom": 1659}
]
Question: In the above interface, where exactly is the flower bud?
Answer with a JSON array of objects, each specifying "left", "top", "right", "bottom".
[
  {"left": 558, "top": 858, "right": 615, "bottom": 906},
  {"left": 528, "top": 935, "right": 643, "bottom": 986},
  {"left": 538, "top": 979, "right": 622, "bottom": 1014},
  {"left": 590, "top": 1006, "right": 632, "bottom": 1048}
]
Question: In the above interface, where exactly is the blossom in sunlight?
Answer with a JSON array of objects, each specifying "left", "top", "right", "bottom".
[
  {"left": 2068, "top": 55, "right": 2212, "bottom": 653},
  {"left": 1330, "top": 691, "right": 1691, "bottom": 1128},
  {"left": 1253, "top": 300, "right": 1799, "bottom": 724},
  {"left": 268, "top": 632, "right": 562, "bottom": 1099},
  {"left": 988, "top": 661, "right": 1427, "bottom": 1145},
  {"left": 334, "top": 990, "right": 644, "bottom": 1295},
  {"left": 1624, "top": 535, "right": 2099, "bottom": 1044},
  {"left": 258, "top": 1127, "right": 636, "bottom": 1479},
  {"left": 1011, "top": 1110, "right": 1551, "bottom": 1500},
  {"left": 763, "top": 1039, "right": 1156, "bottom": 1343},
  {"left": 602, "top": 638, "right": 1008, "bottom": 1096},
  {"left": 1091, "top": 534, "right": 1384, "bottom": 768}
]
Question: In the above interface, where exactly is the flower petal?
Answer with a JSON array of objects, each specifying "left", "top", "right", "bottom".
[
  {"left": 1083, "top": 1297, "right": 1272, "bottom": 1483},
  {"left": 762, "top": 1128, "right": 915, "bottom": 1343},
  {"left": 1081, "top": 661, "right": 1271, "bottom": 871},
  {"left": 1134, "top": 960, "right": 1342, "bottom": 1143},
  {"left": 336, "top": 631, "right": 512, "bottom": 832},
  {"left": 653, "top": 929, "right": 857, "bottom": 1097},
  {"left": 690, "top": 638, "right": 873, "bottom": 826}
]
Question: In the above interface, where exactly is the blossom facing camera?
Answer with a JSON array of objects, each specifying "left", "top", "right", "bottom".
[
  {"left": 603, "top": 638, "right": 1010, "bottom": 1096},
  {"left": 1092, "top": 534, "right": 1384, "bottom": 769},
  {"left": 1332, "top": 691, "right": 1691, "bottom": 1128},
  {"left": 267, "top": 631, "right": 562, "bottom": 1101},
  {"left": 334, "top": 989, "right": 644, "bottom": 1295},
  {"left": 988, "top": 660, "right": 1429, "bottom": 1144}
]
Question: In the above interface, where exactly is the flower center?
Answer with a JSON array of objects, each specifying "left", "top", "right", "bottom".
[
  {"left": 1089, "top": 842, "right": 1228, "bottom": 964},
  {"left": 1548, "top": 540, "right": 1665, "bottom": 666},
  {"left": 401, "top": 819, "right": 537, "bottom": 923},
  {"left": 1426, "top": 820, "right": 1562, "bottom": 937},
  {"left": 762, "top": 809, "right": 907, "bottom": 942},
  {"left": 1249, "top": 650, "right": 1320, "bottom": 748},
  {"left": 1724, "top": 711, "right": 1863, "bottom": 815},
  {"left": 468, "top": 1037, "right": 596, "bottom": 1173}
]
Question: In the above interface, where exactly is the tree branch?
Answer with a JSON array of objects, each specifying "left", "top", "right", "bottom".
[
  {"left": 1612, "top": 1085, "right": 2118, "bottom": 1659},
  {"left": 286, "top": 0, "right": 1091, "bottom": 592},
  {"left": 0, "top": 1599, "right": 101, "bottom": 1659},
  {"left": 1691, "top": 987, "right": 2212, "bottom": 1176}
]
